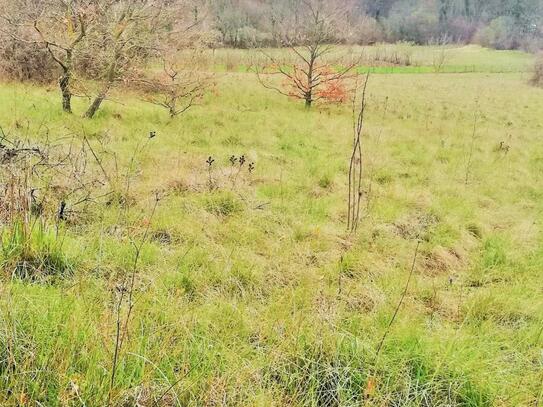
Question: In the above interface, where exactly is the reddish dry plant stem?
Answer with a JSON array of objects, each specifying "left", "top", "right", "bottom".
[
  {"left": 366, "top": 96, "right": 389, "bottom": 213},
  {"left": 347, "top": 73, "right": 369, "bottom": 233}
]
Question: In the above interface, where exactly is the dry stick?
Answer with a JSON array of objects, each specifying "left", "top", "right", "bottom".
[
  {"left": 464, "top": 108, "right": 479, "bottom": 185},
  {"left": 109, "top": 283, "right": 127, "bottom": 406},
  {"left": 347, "top": 96, "right": 357, "bottom": 231},
  {"left": 353, "top": 76, "right": 369, "bottom": 230},
  {"left": 347, "top": 77, "right": 360, "bottom": 231},
  {"left": 112, "top": 137, "right": 150, "bottom": 229},
  {"left": 108, "top": 194, "right": 160, "bottom": 407},
  {"left": 153, "top": 364, "right": 196, "bottom": 407},
  {"left": 354, "top": 76, "right": 369, "bottom": 228},
  {"left": 347, "top": 73, "right": 370, "bottom": 233},
  {"left": 353, "top": 121, "right": 363, "bottom": 232},
  {"left": 373, "top": 241, "right": 421, "bottom": 365},
  {"left": 120, "top": 195, "right": 160, "bottom": 348},
  {"left": 230, "top": 161, "right": 244, "bottom": 191},
  {"left": 83, "top": 136, "right": 111, "bottom": 186},
  {"left": 366, "top": 97, "right": 389, "bottom": 213},
  {"left": 350, "top": 88, "right": 364, "bottom": 230}
]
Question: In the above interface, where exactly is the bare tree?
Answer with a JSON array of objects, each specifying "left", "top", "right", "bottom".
[
  {"left": 256, "top": 0, "right": 357, "bottom": 108},
  {"left": 213, "top": 0, "right": 249, "bottom": 47},
  {"left": 140, "top": 53, "right": 212, "bottom": 118},
  {"left": 1, "top": 0, "right": 92, "bottom": 113},
  {"left": 0, "top": 0, "right": 207, "bottom": 117},
  {"left": 430, "top": 33, "right": 451, "bottom": 73},
  {"left": 82, "top": 0, "right": 163, "bottom": 118},
  {"left": 82, "top": 0, "right": 205, "bottom": 118}
]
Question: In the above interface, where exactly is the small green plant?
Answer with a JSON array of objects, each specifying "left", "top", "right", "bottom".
[
  {"left": 318, "top": 174, "right": 333, "bottom": 189},
  {"left": 205, "top": 192, "right": 243, "bottom": 217},
  {"left": 482, "top": 236, "right": 507, "bottom": 270}
]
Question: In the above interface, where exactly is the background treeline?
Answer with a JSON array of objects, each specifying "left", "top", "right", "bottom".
[{"left": 210, "top": 0, "right": 543, "bottom": 50}]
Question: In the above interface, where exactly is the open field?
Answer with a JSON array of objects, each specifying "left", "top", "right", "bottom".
[
  {"left": 0, "top": 47, "right": 542, "bottom": 406},
  {"left": 184, "top": 44, "right": 536, "bottom": 74}
]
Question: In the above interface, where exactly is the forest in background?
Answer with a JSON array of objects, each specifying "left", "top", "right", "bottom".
[{"left": 210, "top": 0, "right": 543, "bottom": 50}]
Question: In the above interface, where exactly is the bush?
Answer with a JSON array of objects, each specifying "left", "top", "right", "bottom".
[
  {"left": 0, "top": 35, "right": 58, "bottom": 83},
  {"left": 474, "top": 17, "right": 518, "bottom": 50},
  {"left": 444, "top": 17, "right": 478, "bottom": 43},
  {"left": 385, "top": 6, "right": 439, "bottom": 44},
  {"left": 531, "top": 53, "right": 543, "bottom": 87},
  {"left": 352, "top": 16, "right": 385, "bottom": 45}
]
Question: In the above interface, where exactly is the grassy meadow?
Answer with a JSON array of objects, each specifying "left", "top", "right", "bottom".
[
  {"left": 187, "top": 44, "right": 535, "bottom": 74},
  {"left": 0, "top": 45, "right": 542, "bottom": 406}
]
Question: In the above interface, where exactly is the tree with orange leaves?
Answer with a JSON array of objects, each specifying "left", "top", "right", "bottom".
[{"left": 256, "top": 0, "right": 357, "bottom": 108}]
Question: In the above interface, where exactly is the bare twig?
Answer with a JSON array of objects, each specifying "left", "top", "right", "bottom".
[
  {"left": 347, "top": 73, "right": 369, "bottom": 233},
  {"left": 374, "top": 241, "right": 420, "bottom": 363},
  {"left": 108, "top": 193, "right": 161, "bottom": 406},
  {"left": 465, "top": 106, "right": 479, "bottom": 185}
]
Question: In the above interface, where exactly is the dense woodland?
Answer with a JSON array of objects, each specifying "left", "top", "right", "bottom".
[
  {"left": 2, "top": 1, "right": 543, "bottom": 53},
  {"left": 210, "top": 0, "right": 543, "bottom": 50}
]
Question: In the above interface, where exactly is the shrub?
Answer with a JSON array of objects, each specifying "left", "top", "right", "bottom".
[
  {"left": 474, "top": 17, "right": 518, "bottom": 50},
  {"left": 385, "top": 6, "right": 439, "bottom": 44},
  {"left": 353, "top": 16, "right": 385, "bottom": 45},
  {"left": 0, "top": 36, "right": 58, "bottom": 83},
  {"left": 316, "top": 78, "right": 348, "bottom": 104}
]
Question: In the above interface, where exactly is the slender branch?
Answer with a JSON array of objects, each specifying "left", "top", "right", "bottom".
[
  {"left": 374, "top": 241, "right": 421, "bottom": 362},
  {"left": 347, "top": 73, "right": 369, "bottom": 233},
  {"left": 108, "top": 193, "right": 161, "bottom": 406}
]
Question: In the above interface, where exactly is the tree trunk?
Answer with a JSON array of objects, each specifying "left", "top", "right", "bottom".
[
  {"left": 305, "top": 51, "right": 315, "bottom": 109},
  {"left": 85, "top": 79, "right": 112, "bottom": 118},
  {"left": 85, "top": 56, "right": 117, "bottom": 118},
  {"left": 438, "top": 0, "right": 450, "bottom": 26},
  {"left": 464, "top": 0, "right": 471, "bottom": 19},
  {"left": 84, "top": 92, "right": 107, "bottom": 118},
  {"left": 59, "top": 71, "right": 72, "bottom": 113}
]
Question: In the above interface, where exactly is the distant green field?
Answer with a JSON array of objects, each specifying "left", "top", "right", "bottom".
[
  {"left": 0, "top": 46, "right": 542, "bottom": 406},
  {"left": 382, "top": 44, "right": 534, "bottom": 72},
  {"left": 194, "top": 44, "right": 535, "bottom": 74}
]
